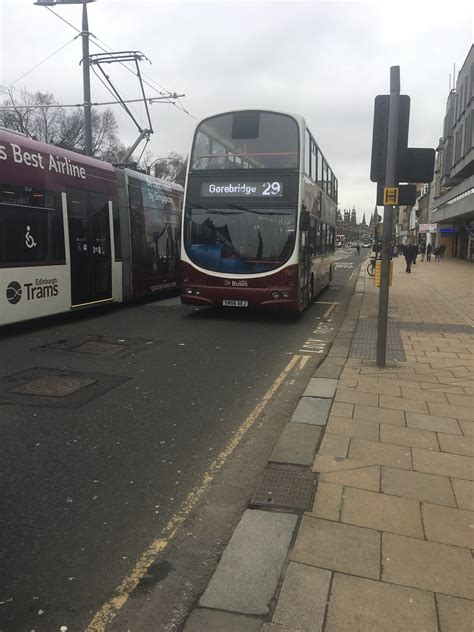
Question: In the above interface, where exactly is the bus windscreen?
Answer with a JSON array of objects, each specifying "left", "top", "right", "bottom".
[
  {"left": 191, "top": 111, "right": 299, "bottom": 171},
  {"left": 184, "top": 204, "right": 296, "bottom": 274}
]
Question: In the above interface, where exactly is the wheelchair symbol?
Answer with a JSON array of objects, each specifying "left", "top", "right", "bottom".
[{"left": 25, "top": 226, "right": 37, "bottom": 249}]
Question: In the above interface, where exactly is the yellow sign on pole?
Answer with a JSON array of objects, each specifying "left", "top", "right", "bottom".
[
  {"left": 374, "top": 260, "right": 393, "bottom": 287},
  {"left": 383, "top": 187, "right": 399, "bottom": 205}
]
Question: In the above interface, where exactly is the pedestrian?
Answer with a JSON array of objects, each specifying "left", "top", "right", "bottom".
[
  {"left": 426, "top": 243, "right": 432, "bottom": 261},
  {"left": 356, "top": 244, "right": 360, "bottom": 255},
  {"left": 440, "top": 244, "right": 446, "bottom": 260},
  {"left": 412, "top": 243, "right": 418, "bottom": 265},
  {"left": 434, "top": 247, "right": 441, "bottom": 262},
  {"left": 404, "top": 244, "right": 413, "bottom": 273},
  {"left": 419, "top": 242, "right": 426, "bottom": 262}
]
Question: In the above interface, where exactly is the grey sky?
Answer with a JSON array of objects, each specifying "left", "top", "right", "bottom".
[{"left": 1, "top": 0, "right": 473, "bottom": 219}]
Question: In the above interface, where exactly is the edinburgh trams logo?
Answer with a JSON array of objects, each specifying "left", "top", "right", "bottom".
[
  {"left": 6, "top": 281, "right": 22, "bottom": 305},
  {"left": 6, "top": 278, "right": 59, "bottom": 305}
]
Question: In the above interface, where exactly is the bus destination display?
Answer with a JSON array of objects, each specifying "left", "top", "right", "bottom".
[{"left": 201, "top": 181, "right": 283, "bottom": 198}]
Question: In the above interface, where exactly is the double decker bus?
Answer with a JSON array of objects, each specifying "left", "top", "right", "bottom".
[
  {"left": 180, "top": 109, "right": 338, "bottom": 312},
  {"left": 0, "top": 128, "right": 182, "bottom": 326}
]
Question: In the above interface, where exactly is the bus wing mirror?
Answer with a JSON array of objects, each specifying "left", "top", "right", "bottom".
[{"left": 300, "top": 210, "right": 310, "bottom": 231}]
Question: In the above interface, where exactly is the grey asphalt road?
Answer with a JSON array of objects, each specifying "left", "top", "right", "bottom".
[{"left": 0, "top": 250, "right": 362, "bottom": 632}]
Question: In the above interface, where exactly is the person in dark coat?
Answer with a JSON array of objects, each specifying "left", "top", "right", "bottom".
[
  {"left": 404, "top": 244, "right": 414, "bottom": 273},
  {"left": 426, "top": 243, "right": 433, "bottom": 261}
]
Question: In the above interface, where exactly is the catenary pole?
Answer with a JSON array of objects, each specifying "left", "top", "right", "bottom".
[
  {"left": 376, "top": 66, "right": 400, "bottom": 367},
  {"left": 81, "top": 0, "right": 93, "bottom": 156}
]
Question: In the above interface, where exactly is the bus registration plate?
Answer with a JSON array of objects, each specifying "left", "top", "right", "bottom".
[{"left": 222, "top": 299, "right": 248, "bottom": 307}]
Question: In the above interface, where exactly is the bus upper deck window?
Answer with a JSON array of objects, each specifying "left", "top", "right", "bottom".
[{"left": 232, "top": 111, "right": 260, "bottom": 139}]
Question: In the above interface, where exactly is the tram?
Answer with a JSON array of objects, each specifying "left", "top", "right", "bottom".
[{"left": 0, "top": 129, "right": 182, "bottom": 326}]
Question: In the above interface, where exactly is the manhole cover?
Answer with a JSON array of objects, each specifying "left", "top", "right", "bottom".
[
  {"left": 74, "top": 341, "right": 125, "bottom": 355},
  {"left": 11, "top": 375, "right": 96, "bottom": 397},
  {"left": 250, "top": 465, "right": 316, "bottom": 511}
]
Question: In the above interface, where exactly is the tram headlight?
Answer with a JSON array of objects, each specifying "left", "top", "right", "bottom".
[
  {"left": 281, "top": 290, "right": 290, "bottom": 298},
  {"left": 194, "top": 290, "right": 201, "bottom": 296},
  {"left": 186, "top": 287, "right": 193, "bottom": 295},
  {"left": 271, "top": 291, "right": 281, "bottom": 299}
]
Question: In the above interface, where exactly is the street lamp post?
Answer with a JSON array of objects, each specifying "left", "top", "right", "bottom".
[{"left": 35, "top": 0, "right": 95, "bottom": 156}]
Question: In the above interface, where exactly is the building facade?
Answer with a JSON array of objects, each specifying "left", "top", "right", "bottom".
[
  {"left": 336, "top": 206, "right": 373, "bottom": 242},
  {"left": 430, "top": 45, "right": 474, "bottom": 260}
]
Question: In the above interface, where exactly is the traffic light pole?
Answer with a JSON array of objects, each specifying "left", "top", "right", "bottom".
[{"left": 376, "top": 66, "right": 400, "bottom": 367}]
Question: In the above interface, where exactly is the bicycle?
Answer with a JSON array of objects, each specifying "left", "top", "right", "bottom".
[{"left": 367, "top": 255, "right": 376, "bottom": 277}]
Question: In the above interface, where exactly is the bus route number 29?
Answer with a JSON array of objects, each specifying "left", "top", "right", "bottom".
[{"left": 262, "top": 181, "right": 282, "bottom": 196}]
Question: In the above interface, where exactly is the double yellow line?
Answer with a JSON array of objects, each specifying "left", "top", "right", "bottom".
[{"left": 85, "top": 353, "right": 306, "bottom": 631}]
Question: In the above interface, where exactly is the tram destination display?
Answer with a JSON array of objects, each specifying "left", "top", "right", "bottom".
[{"left": 200, "top": 181, "right": 283, "bottom": 197}]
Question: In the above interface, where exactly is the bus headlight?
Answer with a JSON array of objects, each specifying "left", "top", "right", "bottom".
[
  {"left": 281, "top": 291, "right": 290, "bottom": 298},
  {"left": 271, "top": 291, "right": 281, "bottom": 299},
  {"left": 186, "top": 288, "right": 193, "bottom": 295}
]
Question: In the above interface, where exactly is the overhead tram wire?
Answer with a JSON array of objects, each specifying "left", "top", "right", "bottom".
[
  {"left": 0, "top": 97, "right": 182, "bottom": 111},
  {"left": 44, "top": 6, "right": 148, "bottom": 128},
  {"left": 45, "top": 6, "right": 196, "bottom": 120},
  {"left": 5, "top": 35, "right": 80, "bottom": 90}
]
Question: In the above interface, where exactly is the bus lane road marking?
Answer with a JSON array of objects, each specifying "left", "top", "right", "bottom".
[
  {"left": 85, "top": 354, "right": 302, "bottom": 632},
  {"left": 299, "top": 316, "right": 336, "bottom": 354}
]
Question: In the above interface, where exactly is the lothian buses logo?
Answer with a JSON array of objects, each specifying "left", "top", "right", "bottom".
[{"left": 6, "top": 281, "right": 22, "bottom": 305}]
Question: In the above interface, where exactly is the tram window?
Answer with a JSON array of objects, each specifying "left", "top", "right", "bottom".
[{"left": 0, "top": 188, "right": 65, "bottom": 267}]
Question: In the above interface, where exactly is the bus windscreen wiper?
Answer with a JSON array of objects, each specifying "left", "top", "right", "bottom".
[
  {"left": 226, "top": 204, "right": 288, "bottom": 216},
  {"left": 191, "top": 204, "right": 240, "bottom": 215}
]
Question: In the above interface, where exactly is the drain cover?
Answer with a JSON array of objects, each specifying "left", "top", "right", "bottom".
[
  {"left": 250, "top": 465, "right": 316, "bottom": 511},
  {"left": 11, "top": 375, "right": 96, "bottom": 397},
  {"left": 74, "top": 341, "right": 124, "bottom": 355}
]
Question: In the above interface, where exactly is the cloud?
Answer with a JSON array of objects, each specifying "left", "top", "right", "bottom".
[{"left": 1, "top": 0, "right": 472, "bottom": 219}]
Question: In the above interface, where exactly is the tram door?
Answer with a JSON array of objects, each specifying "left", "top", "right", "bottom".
[{"left": 67, "top": 189, "right": 112, "bottom": 306}]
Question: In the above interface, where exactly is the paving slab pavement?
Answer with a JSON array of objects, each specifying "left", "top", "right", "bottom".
[{"left": 265, "top": 258, "right": 474, "bottom": 631}]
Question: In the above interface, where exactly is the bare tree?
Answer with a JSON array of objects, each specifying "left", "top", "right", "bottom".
[
  {"left": 148, "top": 152, "right": 188, "bottom": 186},
  {"left": 0, "top": 87, "right": 126, "bottom": 160}
]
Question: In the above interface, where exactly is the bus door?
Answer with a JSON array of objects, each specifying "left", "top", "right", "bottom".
[
  {"left": 67, "top": 189, "right": 112, "bottom": 306},
  {"left": 299, "top": 209, "right": 311, "bottom": 303}
]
